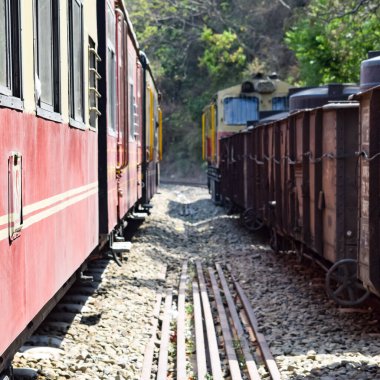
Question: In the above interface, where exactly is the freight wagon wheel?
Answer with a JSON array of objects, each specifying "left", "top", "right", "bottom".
[
  {"left": 295, "top": 242, "right": 305, "bottom": 264},
  {"left": 269, "top": 228, "right": 280, "bottom": 254},
  {"left": 224, "top": 197, "right": 235, "bottom": 215},
  {"left": 241, "top": 208, "right": 264, "bottom": 231},
  {"left": 325, "top": 259, "right": 370, "bottom": 306}
]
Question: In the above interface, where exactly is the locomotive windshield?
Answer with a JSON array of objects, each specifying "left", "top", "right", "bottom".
[
  {"left": 272, "top": 96, "right": 289, "bottom": 111},
  {"left": 223, "top": 96, "right": 259, "bottom": 125}
]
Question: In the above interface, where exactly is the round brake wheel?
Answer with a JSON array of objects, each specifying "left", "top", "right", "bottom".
[
  {"left": 325, "top": 259, "right": 370, "bottom": 306},
  {"left": 241, "top": 208, "right": 264, "bottom": 231}
]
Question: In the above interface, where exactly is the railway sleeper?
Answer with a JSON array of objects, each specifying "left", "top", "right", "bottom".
[{"left": 140, "top": 260, "right": 281, "bottom": 380}]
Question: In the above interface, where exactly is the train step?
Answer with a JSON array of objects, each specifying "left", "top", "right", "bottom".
[
  {"left": 129, "top": 212, "right": 147, "bottom": 220},
  {"left": 140, "top": 261, "right": 281, "bottom": 380},
  {"left": 110, "top": 240, "right": 132, "bottom": 253}
]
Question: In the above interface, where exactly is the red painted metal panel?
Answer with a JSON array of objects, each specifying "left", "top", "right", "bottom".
[{"left": 0, "top": 110, "right": 98, "bottom": 357}]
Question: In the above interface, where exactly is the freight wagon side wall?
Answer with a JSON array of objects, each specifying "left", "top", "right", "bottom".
[
  {"left": 357, "top": 88, "right": 380, "bottom": 296},
  {"left": 321, "top": 105, "right": 358, "bottom": 263}
]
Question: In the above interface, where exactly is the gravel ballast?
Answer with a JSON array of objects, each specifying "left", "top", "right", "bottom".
[{"left": 13, "top": 184, "right": 380, "bottom": 379}]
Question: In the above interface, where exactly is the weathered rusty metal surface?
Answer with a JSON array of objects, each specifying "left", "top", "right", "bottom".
[
  {"left": 215, "top": 264, "right": 261, "bottom": 380},
  {"left": 192, "top": 281, "right": 207, "bottom": 380},
  {"left": 177, "top": 262, "right": 188, "bottom": 380},
  {"left": 232, "top": 133, "right": 246, "bottom": 208},
  {"left": 209, "top": 269, "right": 243, "bottom": 380},
  {"left": 264, "top": 123, "right": 275, "bottom": 226},
  {"left": 156, "top": 289, "right": 173, "bottom": 380},
  {"left": 140, "top": 293, "right": 163, "bottom": 380},
  {"left": 279, "top": 117, "right": 289, "bottom": 237},
  {"left": 243, "top": 130, "right": 253, "bottom": 210},
  {"left": 141, "top": 262, "right": 281, "bottom": 378},
  {"left": 321, "top": 104, "right": 359, "bottom": 263},
  {"left": 220, "top": 137, "right": 232, "bottom": 202},
  {"left": 273, "top": 120, "right": 284, "bottom": 234},
  {"left": 196, "top": 261, "right": 223, "bottom": 379},
  {"left": 308, "top": 109, "right": 324, "bottom": 255},
  {"left": 258, "top": 125, "right": 268, "bottom": 223},
  {"left": 227, "top": 265, "right": 281, "bottom": 380},
  {"left": 355, "top": 87, "right": 380, "bottom": 296},
  {"left": 290, "top": 110, "right": 311, "bottom": 245}
]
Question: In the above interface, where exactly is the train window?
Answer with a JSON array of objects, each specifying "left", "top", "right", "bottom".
[
  {"left": 107, "top": 2, "right": 117, "bottom": 135},
  {"left": 68, "top": 0, "right": 84, "bottom": 128},
  {"left": 88, "top": 38, "right": 100, "bottom": 129},
  {"left": 223, "top": 97, "right": 259, "bottom": 125},
  {"left": 272, "top": 96, "right": 289, "bottom": 111},
  {"left": 0, "top": 0, "right": 22, "bottom": 109},
  {"left": 128, "top": 57, "right": 135, "bottom": 140},
  {"left": 35, "top": 0, "right": 60, "bottom": 119}
]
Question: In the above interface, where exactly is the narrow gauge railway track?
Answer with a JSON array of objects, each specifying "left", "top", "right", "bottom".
[
  {"left": 10, "top": 185, "right": 380, "bottom": 379},
  {"left": 11, "top": 240, "right": 167, "bottom": 380},
  {"left": 141, "top": 261, "right": 281, "bottom": 380}
]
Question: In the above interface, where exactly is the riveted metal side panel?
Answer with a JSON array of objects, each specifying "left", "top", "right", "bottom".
[
  {"left": 219, "top": 138, "right": 230, "bottom": 201},
  {"left": 291, "top": 111, "right": 311, "bottom": 244},
  {"left": 358, "top": 88, "right": 380, "bottom": 294},
  {"left": 231, "top": 133, "right": 245, "bottom": 208},
  {"left": 287, "top": 115, "right": 296, "bottom": 237},
  {"left": 256, "top": 126, "right": 265, "bottom": 221},
  {"left": 243, "top": 131, "right": 254, "bottom": 210},
  {"left": 322, "top": 106, "right": 358, "bottom": 263},
  {"left": 280, "top": 118, "right": 289, "bottom": 236},
  {"left": 273, "top": 120, "right": 284, "bottom": 234},
  {"left": 266, "top": 122, "right": 275, "bottom": 225},
  {"left": 262, "top": 124, "right": 271, "bottom": 223},
  {"left": 301, "top": 112, "right": 311, "bottom": 245},
  {"left": 308, "top": 109, "right": 324, "bottom": 255}
]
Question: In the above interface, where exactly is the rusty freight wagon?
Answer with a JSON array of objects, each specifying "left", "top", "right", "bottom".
[{"left": 353, "top": 53, "right": 380, "bottom": 303}]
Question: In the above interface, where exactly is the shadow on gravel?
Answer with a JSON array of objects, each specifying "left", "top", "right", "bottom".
[
  {"left": 288, "top": 360, "right": 380, "bottom": 379},
  {"left": 115, "top": 274, "right": 165, "bottom": 292},
  {"left": 167, "top": 199, "right": 220, "bottom": 222},
  {"left": 79, "top": 313, "right": 102, "bottom": 326}
]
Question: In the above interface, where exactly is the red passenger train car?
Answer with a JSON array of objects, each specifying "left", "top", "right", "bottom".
[{"left": 0, "top": 0, "right": 162, "bottom": 376}]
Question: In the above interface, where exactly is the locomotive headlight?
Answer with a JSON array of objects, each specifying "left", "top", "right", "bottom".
[{"left": 346, "top": 230, "right": 353, "bottom": 237}]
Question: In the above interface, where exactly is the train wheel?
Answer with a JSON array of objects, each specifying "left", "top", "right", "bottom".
[
  {"left": 224, "top": 198, "right": 235, "bottom": 215},
  {"left": 325, "top": 259, "right": 370, "bottom": 306},
  {"left": 295, "top": 242, "right": 304, "bottom": 263},
  {"left": 241, "top": 208, "right": 264, "bottom": 231},
  {"left": 104, "top": 250, "right": 123, "bottom": 267},
  {"left": 269, "top": 228, "right": 280, "bottom": 254}
]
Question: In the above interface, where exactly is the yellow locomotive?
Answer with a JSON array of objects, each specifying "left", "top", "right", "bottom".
[{"left": 202, "top": 74, "right": 291, "bottom": 203}]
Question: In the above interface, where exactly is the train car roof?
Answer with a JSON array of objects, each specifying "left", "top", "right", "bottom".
[
  {"left": 116, "top": 0, "right": 139, "bottom": 50},
  {"left": 351, "top": 83, "right": 380, "bottom": 99}
]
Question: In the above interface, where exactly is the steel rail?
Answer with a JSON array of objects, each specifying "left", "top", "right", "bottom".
[
  {"left": 215, "top": 263, "right": 261, "bottom": 380},
  {"left": 209, "top": 268, "right": 243, "bottom": 380},
  {"left": 233, "top": 281, "right": 281, "bottom": 380},
  {"left": 196, "top": 261, "right": 223, "bottom": 379},
  {"left": 157, "top": 289, "right": 173, "bottom": 380},
  {"left": 193, "top": 281, "right": 207, "bottom": 380},
  {"left": 140, "top": 292, "right": 163, "bottom": 380},
  {"left": 177, "top": 261, "right": 188, "bottom": 380}
]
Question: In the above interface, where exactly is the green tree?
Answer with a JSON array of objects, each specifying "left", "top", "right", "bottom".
[
  {"left": 126, "top": 0, "right": 307, "bottom": 179},
  {"left": 286, "top": 0, "right": 380, "bottom": 85}
]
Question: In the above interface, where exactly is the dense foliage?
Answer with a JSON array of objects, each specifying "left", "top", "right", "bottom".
[
  {"left": 286, "top": 0, "right": 380, "bottom": 85},
  {"left": 127, "top": 0, "right": 304, "bottom": 178},
  {"left": 126, "top": 0, "right": 380, "bottom": 178}
]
